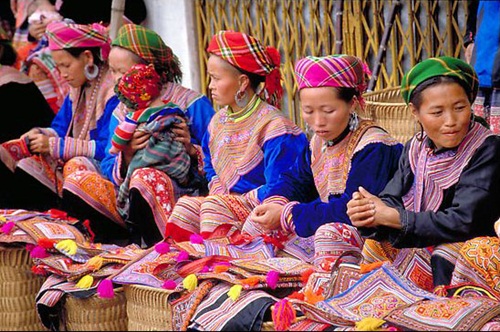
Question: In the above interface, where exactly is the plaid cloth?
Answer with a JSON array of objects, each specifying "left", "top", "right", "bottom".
[
  {"left": 401, "top": 56, "right": 479, "bottom": 104},
  {"left": 46, "top": 21, "right": 111, "bottom": 61},
  {"left": 115, "top": 63, "right": 162, "bottom": 110},
  {"left": 112, "top": 23, "right": 182, "bottom": 84}
]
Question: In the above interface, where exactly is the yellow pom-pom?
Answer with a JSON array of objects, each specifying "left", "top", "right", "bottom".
[
  {"left": 183, "top": 274, "right": 198, "bottom": 291},
  {"left": 355, "top": 317, "right": 386, "bottom": 331},
  {"left": 56, "top": 239, "right": 78, "bottom": 255},
  {"left": 227, "top": 284, "right": 243, "bottom": 301},
  {"left": 86, "top": 256, "right": 104, "bottom": 271},
  {"left": 76, "top": 275, "right": 94, "bottom": 289}
]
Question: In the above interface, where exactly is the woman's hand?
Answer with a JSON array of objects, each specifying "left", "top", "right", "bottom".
[
  {"left": 27, "top": 133, "right": 50, "bottom": 154},
  {"left": 122, "top": 129, "right": 151, "bottom": 166},
  {"left": 28, "top": 20, "right": 48, "bottom": 40},
  {"left": 250, "top": 203, "right": 283, "bottom": 232},
  {"left": 172, "top": 117, "right": 197, "bottom": 157},
  {"left": 347, "top": 186, "right": 401, "bottom": 229}
]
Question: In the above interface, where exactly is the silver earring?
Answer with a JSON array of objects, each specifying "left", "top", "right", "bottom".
[
  {"left": 84, "top": 63, "right": 99, "bottom": 80},
  {"left": 348, "top": 112, "right": 359, "bottom": 131},
  {"left": 235, "top": 89, "right": 249, "bottom": 108}
]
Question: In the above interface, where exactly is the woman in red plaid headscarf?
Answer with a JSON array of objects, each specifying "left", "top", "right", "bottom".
[{"left": 164, "top": 30, "right": 309, "bottom": 243}]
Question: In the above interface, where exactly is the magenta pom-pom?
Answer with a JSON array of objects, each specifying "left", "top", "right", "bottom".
[
  {"left": 266, "top": 270, "right": 280, "bottom": 290},
  {"left": 97, "top": 279, "right": 115, "bottom": 298},
  {"left": 176, "top": 251, "right": 189, "bottom": 262},
  {"left": 189, "top": 233, "right": 204, "bottom": 244},
  {"left": 162, "top": 279, "right": 177, "bottom": 290},
  {"left": 154, "top": 242, "right": 171, "bottom": 254},
  {"left": 0, "top": 221, "right": 15, "bottom": 234},
  {"left": 30, "top": 246, "right": 49, "bottom": 259}
]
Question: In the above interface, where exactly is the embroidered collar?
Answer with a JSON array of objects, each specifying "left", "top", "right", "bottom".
[
  {"left": 227, "top": 94, "right": 261, "bottom": 122},
  {"left": 322, "top": 125, "right": 350, "bottom": 152}
]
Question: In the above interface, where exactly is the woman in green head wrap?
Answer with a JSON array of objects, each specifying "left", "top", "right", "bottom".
[
  {"left": 346, "top": 56, "right": 500, "bottom": 290},
  {"left": 62, "top": 23, "right": 215, "bottom": 246}
]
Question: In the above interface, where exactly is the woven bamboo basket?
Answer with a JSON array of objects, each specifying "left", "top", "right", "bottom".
[
  {"left": 363, "top": 86, "right": 415, "bottom": 144},
  {"left": 60, "top": 287, "right": 127, "bottom": 331},
  {"left": 0, "top": 247, "right": 47, "bottom": 331}
]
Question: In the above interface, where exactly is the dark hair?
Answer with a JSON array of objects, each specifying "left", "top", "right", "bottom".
[
  {"left": 410, "top": 76, "right": 470, "bottom": 109},
  {"left": 0, "top": 41, "right": 18, "bottom": 66},
  {"left": 238, "top": 67, "right": 265, "bottom": 91},
  {"left": 336, "top": 87, "right": 359, "bottom": 103},
  {"left": 64, "top": 46, "right": 104, "bottom": 67}
]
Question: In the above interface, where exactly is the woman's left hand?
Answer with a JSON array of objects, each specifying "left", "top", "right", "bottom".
[
  {"left": 28, "top": 133, "right": 50, "bottom": 154},
  {"left": 172, "top": 117, "right": 196, "bottom": 157},
  {"left": 250, "top": 203, "right": 283, "bottom": 232}
]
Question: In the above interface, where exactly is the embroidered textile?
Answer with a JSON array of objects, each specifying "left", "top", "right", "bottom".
[{"left": 231, "top": 257, "right": 314, "bottom": 276}]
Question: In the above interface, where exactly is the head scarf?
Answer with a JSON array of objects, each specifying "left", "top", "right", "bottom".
[
  {"left": 46, "top": 20, "right": 111, "bottom": 61},
  {"left": 112, "top": 24, "right": 182, "bottom": 84},
  {"left": 400, "top": 56, "right": 479, "bottom": 105},
  {"left": 206, "top": 30, "right": 283, "bottom": 108},
  {"left": 294, "top": 55, "right": 371, "bottom": 107},
  {"left": 115, "top": 63, "right": 162, "bottom": 110}
]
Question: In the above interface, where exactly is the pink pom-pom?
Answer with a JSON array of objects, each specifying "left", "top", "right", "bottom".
[
  {"left": 0, "top": 221, "right": 15, "bottom": 234},
  {"left": 97, "top": 279, "right": 115, "bottom": 298},
  {"left": 266, "top": 270, "right": 280, "bottom": 290},
  {"left": 176, "top": 251, "right": 189, "bottom": 262},
  {"left": 162, "top": 279, "right": 177, "bottom": 290},
  {"left": 30, "top": 246, "right": 49, "bottom": 259},
  {"left": 190, "top": 233, "right": 204, "bottom": 244},
  {"left": 272, "top": 298, "right": 296, "bottom": 331},
  {"left": 26, "top": 243, "right": 35, "bottom": 252},
  {"left": 154, "top": 242, "right": 171, "bottom": 254},
  {"left": 200, "top": 265, "right": 210, "bottom": 273}
]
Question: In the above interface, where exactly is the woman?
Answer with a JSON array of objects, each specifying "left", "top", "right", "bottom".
[
  {"left": 62, "top": 24, "right": 215, "bottom": 246},
  {"left": 347, "top": 56, "right": 500, "bottom": 289},
  {"left": 0, "top": 25, "right": 54, "bottom": 207},
  {"left": 0, "top": 20, "right": 117, "bottom": 213},
  {"left": 164, "top": 30, "right": 309, "bottom": 242},
  {"left": 249, "top": 55, "right": 403, "bottom": 269}
]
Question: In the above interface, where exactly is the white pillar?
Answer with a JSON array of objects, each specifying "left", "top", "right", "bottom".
[{"left": 143, "top": 0, "right": 201, "bottom": 92}]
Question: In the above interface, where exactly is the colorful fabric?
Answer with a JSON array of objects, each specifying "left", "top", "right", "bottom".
[
  {"left": 402, "top": 122, "right": 492, "bottom": 213},
  {"left": 294, "top": 54, "right": 370, "bottom": 106},
  {"left": 384, "top": 297, "right": 500, "bottom": 331},
  {"left": 111, "top": 23, "right": 182, "bottom": 84},
  {"left": 400, "top": 56, "right": 479, "bottom": 104},
  {"left": 115, "top": 63, "right": 162, "bottom": 111},
  {"left": 473, "top": 88, "right": 500, "bottom": 134},
  {"left": 46, "top": 21, "right": 111, "bottom": 61},
  {"left": 207, "top": 30, "right": 283, "bottom": 107}
]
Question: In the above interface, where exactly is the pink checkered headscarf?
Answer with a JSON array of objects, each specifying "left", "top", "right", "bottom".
[
  {"left": 46, "top": 21, "right": 111, "bottom": 61},
  {"left": 294, "top": 55, "right": 371, "bottom": 107}
]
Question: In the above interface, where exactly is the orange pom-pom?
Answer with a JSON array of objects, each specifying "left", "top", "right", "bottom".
[
  {"left": 240, "top": 276, "right": 261, "bottom": 287},
  {"left": 360, "top": 261, "right": 385, "bottom": 274},
  {"left": 213, "top": 265, "right": 230, "bottom": 273},
  {"left": 303, "top": 288, "right": 324, "bottom": 305},
  {"left": 300, "top": 268, "right": 314, "bottom": 284},
  {"left": 272, "top": 299, "right": 296, "bottom": 331}
]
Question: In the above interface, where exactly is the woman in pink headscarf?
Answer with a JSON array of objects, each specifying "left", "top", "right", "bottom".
[
  {"left": 0, "top": 20, "right": 120, "bottom": 221},
  {"left": 248, "top": 55, "right": 403, "bottom": 270}
]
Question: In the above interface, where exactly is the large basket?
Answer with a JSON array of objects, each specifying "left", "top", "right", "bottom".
[
  {"left": 60, "top": 287, "right": 127, "bottom": 331},
  {"left": 363, "top": 86, "right": 415, "bottom": 144},
  {"left": 124, "top": 284, "right": 174, "bottom": 331},
  {"left": 0, "top": 247, "right": 47, "bottom": 331}
]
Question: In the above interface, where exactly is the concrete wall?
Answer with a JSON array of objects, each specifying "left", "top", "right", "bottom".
[{"left": 142, "top": 0, "right": 201, "bottom": 92}]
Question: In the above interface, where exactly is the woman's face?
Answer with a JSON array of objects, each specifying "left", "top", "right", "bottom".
[
  {"left": 108, "top": 46, "right": 142, "bottom": 84},
  {"left": 207, "top": 54, "right": 241, "bottom": 109},
  {"left": 299, "top": 87, "right": 354, "bottom": 141},
  {"left": 411, "top": 82, "right": 471, "bottom": 150},
  {"left": 51, "top": 49, "right": 87, "bottom": 88}
]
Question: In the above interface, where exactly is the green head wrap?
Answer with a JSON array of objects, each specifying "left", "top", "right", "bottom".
[{"left": 400, "top": 56, "right": 478, "bottom": 105}]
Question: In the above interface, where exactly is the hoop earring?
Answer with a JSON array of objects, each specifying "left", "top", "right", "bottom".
[
  {"left": 84, "top": 63, "right": 99, "bottom": 80},
  {"left": 235, "top": 89, "right": 249, "bottom": 108},
  {"left": 348, "top": 112, "right": 359, "bottom": 131}
]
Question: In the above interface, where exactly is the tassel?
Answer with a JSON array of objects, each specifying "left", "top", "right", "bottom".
[
  {"left": 227, "top": 284, "right": 243, "bottom": 301},
  {"left": 200, "top": 265, "right": 210, "bottom": 273},
  {"left": 213, "top": 264, "right": 230, "bottom": 273},
  {"left": 162, "top": 279, "right": 177, "bottom": 290},
  {"left": 183, "top": 274, "right": 198, "bottom": 291},
  {"left": 56, "top": 239, "right": 78, "bottom": 255},
  {"left": 303, "top": 288, "right": 324, "bottom": 305},
  {"left": 272, "top": 299, "right": 296, "bottom": 331},
  {"left": 154, "top": 242, "right": 171, "bottom": 254},
  {"left": 82, "top": 219, "right": 95, "bottom": 243},
  {"left": 76, "top": 275, "right": 94, "bottom": 289},
  {"left": 240, "top": 276, "right": 261, "bottom": 287},
  {"left": 97, "top": 279, "right": 115, "bottom": 298},
  {"left": 355, "top": 317, "right": 386, "bottom": 331},
  {"left": 37, "top": 238, "right": 57, "bottom": 249},
  {"left": 266, "top": 270, "right": 280, "bottom": 290},
  {"left": 360, "top": 261, "right": 385, "bottom": 274},
  {"left": 25, "top": 243, "right": 35, "bottom": 252},
  {"left": 0, "top": 221, "right": 15, "bottom": 234},
  {"left": 86, "top": 256, "right": 104, "bottom": 271},
  {"left": 300, "top": 268, "right": 314, "bottom": 284},
  {"left": 189, "top": 233, "right": 204, "bottom": 244},
  {"left": 176, "top": 251, "right": 189, "bottom": 262},
  {"left": 30, "top": 246, "right": 49, "bottom": 259},
  {"left": 31, "top": 265, "right": 47, "bottom": 276},
  {"left": 287, "top": 291, "right": 305, "bottom": 301}
]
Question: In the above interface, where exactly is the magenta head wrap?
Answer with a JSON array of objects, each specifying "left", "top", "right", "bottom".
[
  {"left": 46, "top": 21, "right": 111, "bottom": 61},
  {"left": 294, "top": 55, "right": 371, "bottom": 107}
]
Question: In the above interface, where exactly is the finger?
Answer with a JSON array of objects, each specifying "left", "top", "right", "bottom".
[
  {"left": 358, "top": 186, "right": 374, "bottom": 198},
  {"left": 352, "top": 192, "right": 362, "bottom": 200},
  {"left": 351, "top": 216, "right": 375, "bottom": 228}
]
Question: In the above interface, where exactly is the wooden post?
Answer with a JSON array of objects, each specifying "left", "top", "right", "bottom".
[
  {"left": 109, "top": 0, "right": 126, "bottom": 40},
  {"left": 334, "top": 0, "right": 344, "bottom": 54},
  {"left": 367, "top": 0, "right": 401, "bottom": 92}
]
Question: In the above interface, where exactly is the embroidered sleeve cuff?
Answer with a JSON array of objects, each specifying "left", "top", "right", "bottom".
[
  {"left": 280, "top": 201, "right": 299, "bottom": 233},
  {"left": 263, "top": 195, "right": 290, "bottom": 206},
  {"left": 113, "top": 152, "right": 125, "bottom": 185},
  {"left": 39, "top": 127, "right": 58, "bottom": 137},
  {"left": 48, "top": 136, "right": 60, "bottom": 159}
]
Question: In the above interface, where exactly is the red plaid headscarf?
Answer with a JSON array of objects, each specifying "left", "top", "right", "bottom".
[
  {"left": 46, "top": 21, "right": 111, "bottom": 61},
  {"left": 294, "top": 55, "right": 371, "bottom": 107},
  {"left": 115, "top": 63, "right": 162, "bottom": 110},
  {"left": 207, "top": 30, "right": 283, "bottom": 108}
]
